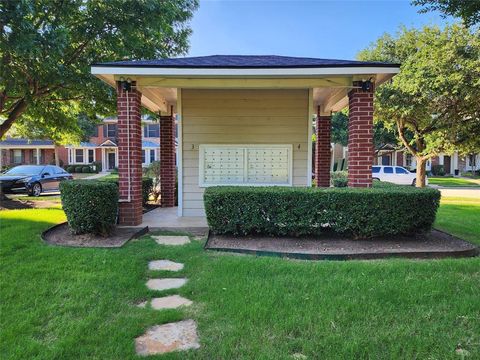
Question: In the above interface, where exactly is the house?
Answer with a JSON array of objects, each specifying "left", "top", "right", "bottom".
[
  {"left": 91, "top": 54, "right": 400, "bottom": 225},
  {"left": 0, "top": 139, "right": 56, "bottom": 169},
  {"left": 0, "top": 118, "right": 162, "bottom": 171},
  {"left": 373, "top": 145, "right": 479, "bottom": 175}
]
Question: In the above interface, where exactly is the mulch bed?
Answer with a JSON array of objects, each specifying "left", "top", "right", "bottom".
[
  {"left": 42, "top": 222, "right": 148, "bottom": 248},
  {"left": 205, "top": 229, "right": 478, "bottom": 260}
]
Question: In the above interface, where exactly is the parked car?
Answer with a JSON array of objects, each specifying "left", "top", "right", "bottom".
[
  {"left": 0, "top": 165, "right": 73, "bottom": 196},
  {"left": 372, "top": 165, "right": 428, "bottom": 186}
]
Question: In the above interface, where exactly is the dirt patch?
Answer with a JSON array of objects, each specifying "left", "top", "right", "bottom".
[
  {"left": 206, "top": 230, "right": 478, "bottom": 260},
  {"left": 42, "top": 222, "right": 148, "bottom": 248}
]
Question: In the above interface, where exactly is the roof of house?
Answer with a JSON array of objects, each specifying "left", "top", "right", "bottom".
[
  {"left": 0, "top": 138, "right": 54, "bottom": 146},
  {"left": 92, "top": 55, "right": 399, "bottom": 69}
]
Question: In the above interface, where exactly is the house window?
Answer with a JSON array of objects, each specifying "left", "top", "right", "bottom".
[
  {"left": 142, "top": 150, "right": 146, "bottom": 164},
  {"left": 469, "top": 154, "right": 477, "bottom": 167},
  {"left": 405, "top": 154, "right": 412, "bottom": 168},
  {"left": 75, "top": 149, "right": 84, "bottom": 163},
  {"left": 105, "top": 124, "right": 117, "bottom": 138},
  {"left": 88, "top": 149, "right": 94, "bottom": 163},
  {"left": 32, "top": 150, "right": 38, "bottom": 164},
  {"left": 150, "top": 149, "right": 156, "bottom": 162},
  {"left": 13, "top": 149, "right": 22, "bottom": 164},
  {"left": 199, "top": 144, "right": 292, "bottom": 187},
  {"left": 144, "top": 124, "right": 160, "bottom": 138}
]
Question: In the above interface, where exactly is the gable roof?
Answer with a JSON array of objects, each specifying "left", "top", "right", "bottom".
[{"left": 92, "top": 55, "right": 399, "bottom": 69}]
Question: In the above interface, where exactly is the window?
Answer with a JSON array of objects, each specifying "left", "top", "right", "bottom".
[
  {"left": 395, "top": 167, "right": 409, "bottom": 174},
  {"left": 32, "top": 150, "right": 38, "bottom": 164},
  {"left": 142, "top": 150, "right": 146, "bottom": 164},
  {"left": 469, "top": 154, "right": 477, "bottom": 167},
  {"left": 150, "top": 149, "right": 156, "bottom": 162},
  {"left": 53, "top": 166, "right": 64, "bottom": 174},
  {"left": 372, "top": 166, "right": 380, "bottom": 173},
  {"left": 75, "top": 149, "right": 84, "bottom": 163},
  {"left": 13, "top": 149, "right": 22, "bottom": 164},
  {"left": 199, "top": 144, "right": 292, "bottom": 187},
  {"left": 88, "top": 149, "right": 94, "bottom": 163},
  {"left": 384, "top": 167, "right": 394, "bottom": 174},
  {"left": 144, "top": 124, "right": 159, "bottom": 138},
  {"left": 105, "top": 124, "right": 117, "bottom": 138},
  {"left": 405, "top": 154, "right": 413, "bottom": 167}
]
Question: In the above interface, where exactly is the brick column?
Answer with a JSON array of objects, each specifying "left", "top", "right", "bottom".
[
  {"left": 348, "top": 81, "right": 374, "bottom": 187},
  {"left": 315, "top": 108, "right": 331, "bottom": 187},
  {"left": 117, "top": 81, "right": 143, "bottom": 225},
  {"left": 160, "top": 114, "right": 176, "bottom": 207}
]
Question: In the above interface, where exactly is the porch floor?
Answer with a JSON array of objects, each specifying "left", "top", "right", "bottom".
[{"left": 128, "top": 207, "right": 209, "bottom": 236}]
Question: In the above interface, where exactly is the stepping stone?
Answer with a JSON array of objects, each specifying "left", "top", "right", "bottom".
[
  {"left": 146, "top": 278, "right": 187, "bottom": 291},
  {"left": 148, "top": 260, "right": 184, "bottom": 272},
  {"left": 135, "top": 319, "right": 200, "bottom": 356},
  {"left": 151, "top": 295, "right": 193, "bottom": 310},
  {"left": 152, "top": 235, "right": 190, "bottom": 246},
  {"left": 136, "top": 301, "right": 148, "bottom": 308}
]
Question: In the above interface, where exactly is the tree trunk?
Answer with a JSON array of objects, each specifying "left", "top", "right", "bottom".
[
  {"left": 415, "top": 157, "right": 427, "bottom": 187},
  {"left": 0, "top": 99, "right": 27, "bottom": 138},
  {"left": 54, "top": 146, "right": 60, "bottom": 166}
]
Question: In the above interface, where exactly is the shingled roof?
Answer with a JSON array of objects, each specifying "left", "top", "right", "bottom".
[
  {"left": 0, "top": 138, "right": 54, "bottom": 146},
  {"left": 93, "top": 55, "right": 399, "bottom": 69}
]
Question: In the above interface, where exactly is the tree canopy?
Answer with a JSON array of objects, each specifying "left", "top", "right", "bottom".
[
  {"left": 412, "top": 0, "right": 480, "bottom": 27},
  {"left": 0, "top": 0, "right": 198, "bottom": 139},
  {"left": 358, "top": 24, "right": 480, "bottom": 185}
]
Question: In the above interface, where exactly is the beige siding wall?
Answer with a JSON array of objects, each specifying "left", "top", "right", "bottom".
[{"left": 181, "top": 89, "right": 309, "bottom": 216}]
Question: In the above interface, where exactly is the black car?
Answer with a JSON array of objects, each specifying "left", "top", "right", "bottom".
[{"left": 0, "top": 165, "right": 73, "bottom": 196}]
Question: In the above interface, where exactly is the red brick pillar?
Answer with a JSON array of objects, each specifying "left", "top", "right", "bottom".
[
  {"left": 315, "top": 108, "right": 331, "bottom": 187},
  {"left": 117, "top": 81, "right": 143, "bottom": 225},
  {"left": 160, "top": 114, "right": 176, "bottom": 207},
  {"left": 348, "top": 81, "right": 374, "bottom": 187}
]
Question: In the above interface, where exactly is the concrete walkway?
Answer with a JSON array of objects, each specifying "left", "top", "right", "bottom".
[
  {"left": 439, "top": 188, "right": 480, "bottom": 199},
  {"left": 83, "top": 172, "right": 110, "bottom": 180},
  {"left": 137, "top": 207, "right": 208, "bottom": 235}
]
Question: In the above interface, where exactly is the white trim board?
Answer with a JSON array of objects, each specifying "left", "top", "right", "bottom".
[
  {"left": 92, "top": 66, "right": 400, "bottom": 77},
  {"left": 177, "top": 88, "right": 183, "bottom": 217}
]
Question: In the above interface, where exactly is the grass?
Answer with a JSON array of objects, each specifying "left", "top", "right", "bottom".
[
  {"left": 7, "top": 194, "right": 61, "bottom": 202},
  {"left": 435, "top": 196, "right": 480, "bottom": 244},
  {"left": 1, "top": 199, "right": 479, "bottom": 359},
  {"left": 429, "top": 177, "right": 480, "bottom": 187}
]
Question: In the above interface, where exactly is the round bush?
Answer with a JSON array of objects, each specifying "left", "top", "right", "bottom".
[
  {"left": 82, "top": 166, "right": 91, "bottom": 173},
  {"left": 75, "top": 166, "right": 83, "bottom": 173},
  {"left": 66, "top": 166, "right": 74, "bottom": 173},
  {"left": 60, "top": 180, "right": 118, "bottom": 235}
]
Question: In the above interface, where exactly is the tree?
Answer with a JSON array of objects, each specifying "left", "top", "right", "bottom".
[
  {"left": 330, "top": 110, "right": 399, "bottom": 150},
  {"left": 0, "top": 0, "right": 198, "bottom": 138},
  {"left": 412, "top": 0, "right": 480, "bottom": 27},
  {"left": 358, "top": 25, "right": 480, "bottom": 186}
]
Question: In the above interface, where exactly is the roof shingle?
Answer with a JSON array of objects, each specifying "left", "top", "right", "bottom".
[{"left": 93, "top": 55, "right": 399, "bottom": 69}]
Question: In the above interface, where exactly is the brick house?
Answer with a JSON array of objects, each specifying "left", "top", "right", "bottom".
[
  {"left": 0, "top": 118, "right": 163, "bottom": 171},
  {"left": 91, "top": 55, "right": 400, "bottom": 225}
]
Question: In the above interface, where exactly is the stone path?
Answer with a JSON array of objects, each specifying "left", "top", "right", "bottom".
[
  {"left": 148, "top": 259, "right": 184, "bottom": 271},
  {"left": 135, "top": 234, "right": 199, "bottom": 356},
  {"left": 152, "top": 235, "right": 191, "bottom": 246}
]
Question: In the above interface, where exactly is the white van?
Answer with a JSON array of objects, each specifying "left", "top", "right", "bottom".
[{"left": 372, "top": 165, "right": 427, "bottom": 186}]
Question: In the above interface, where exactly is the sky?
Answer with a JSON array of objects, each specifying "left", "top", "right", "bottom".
[{"left": 187, "top": 0, "right": 451, "bottom": 60}]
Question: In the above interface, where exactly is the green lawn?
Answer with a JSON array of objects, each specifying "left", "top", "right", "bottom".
[
  {"left": 435, "top": 196, "right": 480, "bottom": 243},
  {"left": 0, "top": 199, "right": 479, "bottom": 359},
  {"left": 429, "top": 177, "right": 480, "bottom": 187}
]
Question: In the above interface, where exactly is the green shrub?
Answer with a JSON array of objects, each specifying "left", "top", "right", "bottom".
[
  {"left": 66, "top": 166, "right": 75, "bottom": 173},
  {"left": 431, "top": 165, "right": 446, "bottom": 176},
  {"left": 331, "top": 171, "right": 348, "bottom": 187},
  {"left": 142, "top": 177, "right": 153, "bottom": 204},
  {"left": 74, "top": 166, "right": 83, "bottom": 173},
  {"left": 101, "top": 177, "right": 153, "bottom": 206},
  {"left": 60, "top": 180, "right": 118, "bottom": 235},
  {"left": 82, "top": 166, "right": 91, "bottom": 173},
  {"left": 92, "top": 161, "right": 102, "bottom": 173},
  {"left": 204, "top": 184, "right": 441, "bottom": 239}
]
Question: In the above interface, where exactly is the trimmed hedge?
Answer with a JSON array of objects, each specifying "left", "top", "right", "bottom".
[
  {"left": 204, "top": 183, "right": 441, "bottom": 238},
  {"left": 60, "top": 180, "right": 118, "bottom": 235}
]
